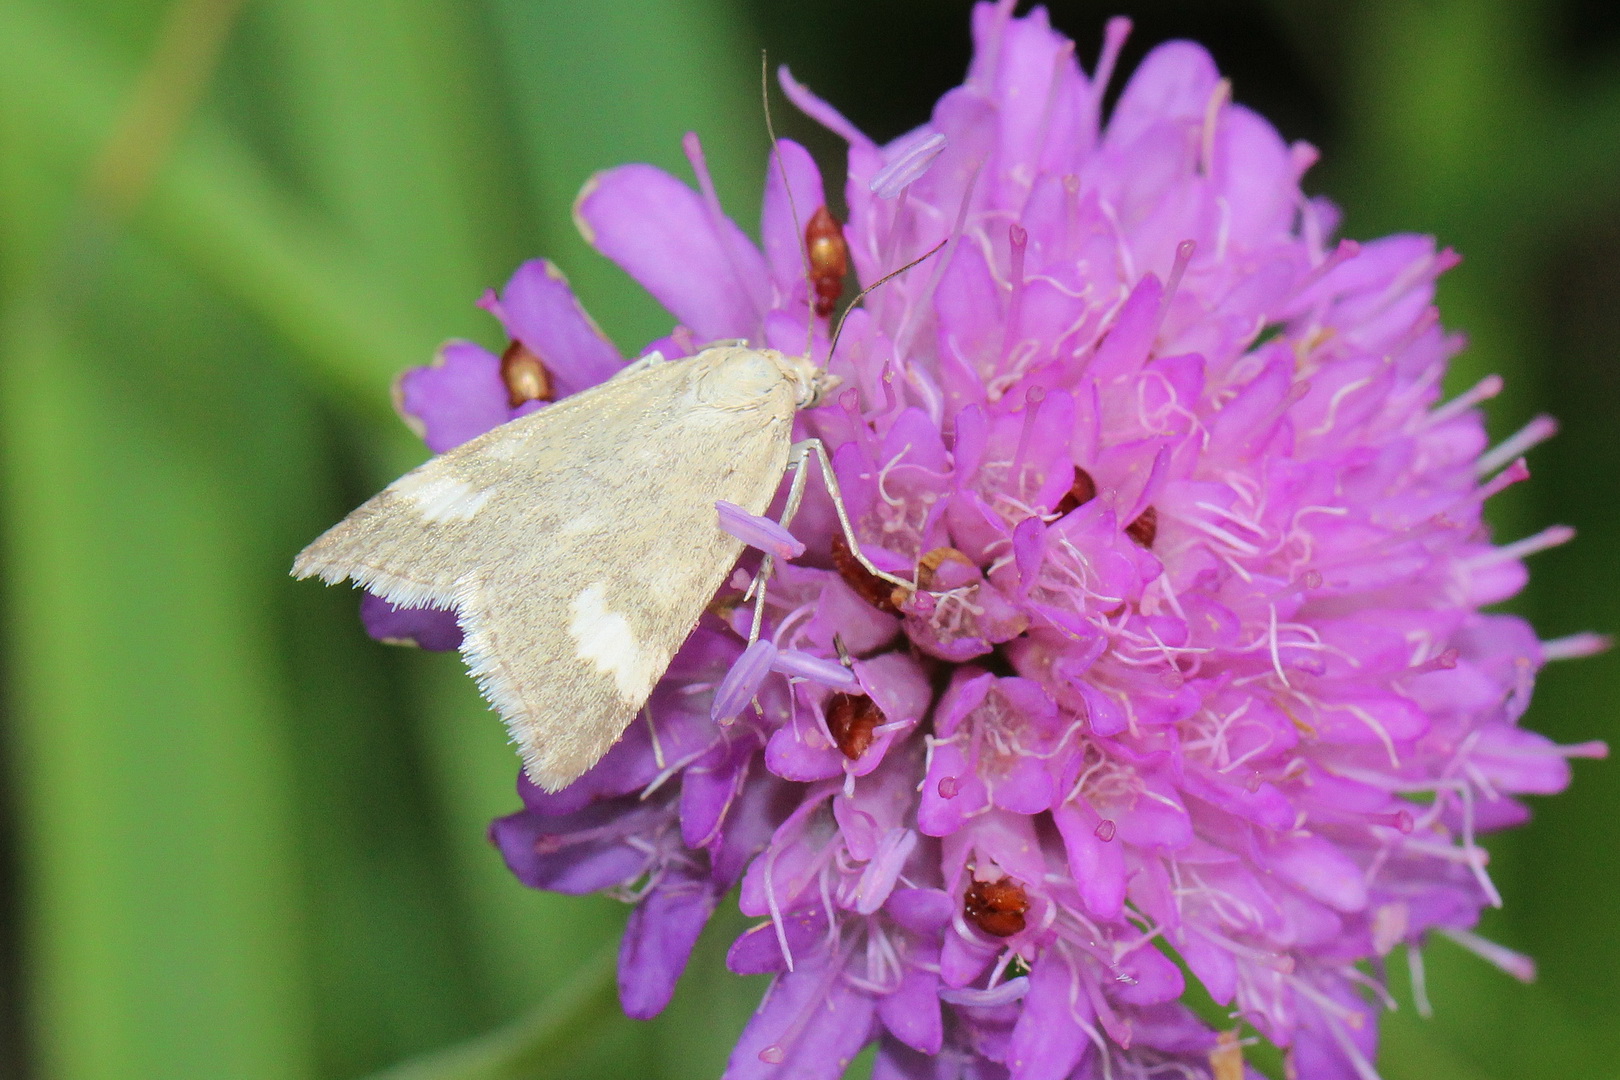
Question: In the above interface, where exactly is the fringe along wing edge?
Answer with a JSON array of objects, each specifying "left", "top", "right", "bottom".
[{"left": 294, "top": 347, "right": 810, "bottom": 789}]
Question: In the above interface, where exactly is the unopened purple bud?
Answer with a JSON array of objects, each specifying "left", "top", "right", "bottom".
[
  {"left": 711, "top": 638, "right": 778, "bottom": 725},
  {"left": 772, "top": 649, "right": 860, "bottom": 691},
  {"left": 716, "top": 501, "right": 805, "bottom": 560}
]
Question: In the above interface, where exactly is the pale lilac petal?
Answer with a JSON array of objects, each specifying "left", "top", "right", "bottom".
[
  {"left": 772, "top": 650, "right": 860, "bottom": 691},
  {"left": 717, "top": 500, "right": 806, "bottom": 560},
  {"left": 712, "top": 639, "right": 778, "bottom": 724},
  {"left": 939, "top": 977, "right": 1030, "bottom": 1007}
]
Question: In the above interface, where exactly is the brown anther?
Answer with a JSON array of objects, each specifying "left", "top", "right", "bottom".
[
  {"left": 500, "top": 340, "right": 553, "bottom": 407},
  {"left": 1209, "top": 1030, "right": 1245, "bottom": 1080},
  {"left": 825, "top": 692, "right": 884, "bottom": 760},
  {"left": 916, "top": 546, "right": 976, "bottom": 590},
  {"left": 963, "top": 876, "right": 1029, "bottom": 937},
  {"left": 831, "top": 535, "right": 901, "bottom": 615},
  {"left": 806, "top": 205, "right": 849, "bottom": 318},
  {"left": 1053, "top": 467, "right": 1098, "bottom": 516},
  {"left": 1125, "top": 505, "right": 1158, "bottom": 548}
]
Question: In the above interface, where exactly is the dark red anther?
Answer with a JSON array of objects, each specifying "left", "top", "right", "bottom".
[
  {"left": 500, "top": 339, "right": 553, "bottom": 407},
  {"left": 964, "top": 877, "right": 1029, "bottom": 937},
  {"left": 1125, "top": 505, "right": 1158, "bottom": 548},
  {"left": 1054, "top": 468, "right": 1098, "bottom": 516},
  {"left": 825, "top": 692, "right": 883, "bottom": 760},
  {"left": 806, "top": 205, "right": 849, "bottom": 318}
]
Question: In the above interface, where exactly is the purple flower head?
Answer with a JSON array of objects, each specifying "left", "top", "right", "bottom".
[{"left": 392, "top": 6, "right": 1606, "bottom": 1078}]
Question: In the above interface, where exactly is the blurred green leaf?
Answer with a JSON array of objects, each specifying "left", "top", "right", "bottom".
[
  {"left": 359, "top": 947, "right": 621, "bottom": 1080},
  {"left": 0, "top": 261, "right": 317, "bottom": 1079},
  {"left": 487, "top": 0, "right": 767, "bottom": 354}
]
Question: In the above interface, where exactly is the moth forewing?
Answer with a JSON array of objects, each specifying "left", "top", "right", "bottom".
[{"left": 293, "top": 346, "right": 818, "bottom": 790}]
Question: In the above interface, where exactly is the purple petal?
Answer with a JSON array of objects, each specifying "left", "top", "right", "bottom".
[
  {"left": 488, "top": 808, "right": 646, "bottom": 895},
  {"left": 619, "top": 872, "right": 718, "bottom": 1018},
  {"left": 779, "top": 65, "right": 872, "bottom": 148},
  {"left": 1006, "top": 954, "right": 1091, "bottom": 1080},
  {"left": 885, "top": 888, "right": 955, "bottom": 934},
  {"left": 1052, "top": 801, "right": 1125, "bottom": 920},
  {"left": 576, "top": 163, "right": 766, "bottom": 342},
  {"left": 726, "top": 907, "right": 830, "bottom": 976},
  {"left": 761, "top": 139, "right": 828, "bottom": 297},
  {"left": 725, "top": 954, "right": 877, "bottom": 1080},
  {"left": 1105, "top": 40, "right": 1221, "bottom": 149},
  {"left": 476, "top": 259, "right": 624, "bottom": 395},
  {"left": 1265, "top": 834, "right": 1369, "bottom": 913},
  {"left": 876, "top": 963, "right": 943, "bottom": 1054},
  {"left": 396, "top": 340, "right": 511, "bottom": 453},
  {"left": 680, "top": 736, "right": 753, "bottom": 849},
  {"left": 360, "top": 591, "right": 462, "bottom": 651}
]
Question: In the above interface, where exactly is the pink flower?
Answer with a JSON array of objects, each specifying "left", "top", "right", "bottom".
[{"left": 386, "top": 5, "right": 1606, "bottom": 1077}]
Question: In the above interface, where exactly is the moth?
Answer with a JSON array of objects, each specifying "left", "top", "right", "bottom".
[{"left": 293, "top": 344, "right": 900, "bottom": 791}]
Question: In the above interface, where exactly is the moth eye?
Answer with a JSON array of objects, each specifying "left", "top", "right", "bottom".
[
  {"left": 500, "top": 340, "right": 554, "bottom": 407},
  {"left": 962, "top": 876, "right": 1029, "bottom": 937},
  {"left": 805, "top": 205, "right": 850, "bottom": 319},
  {"left": 1053, "top": 467, "right": 1098, "bottom": 516},
  {"left": 824, "top": 691, "right": 884, "bottom": 759},
  {"left": 831, "top": 535, "right": 901, "bottom": 615},
  {"left": 1125, "top": 505, "right": 1158, "bottom": 548}
]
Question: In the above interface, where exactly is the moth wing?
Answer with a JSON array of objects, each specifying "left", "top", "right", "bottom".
[{"left": 294, "top": 352, "right": 796, "bottom": 789}]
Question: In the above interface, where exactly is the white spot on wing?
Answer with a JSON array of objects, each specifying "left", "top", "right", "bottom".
[
  {"left": 568, "top": 582, "right": 659, "bottom": 702},
  {"left": 394, "top": 470, "right": 493, "bottom": 523}
]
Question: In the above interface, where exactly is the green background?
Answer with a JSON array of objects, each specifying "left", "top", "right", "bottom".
[{"left": 0, "top": 1, "right": 1614, "bottom": 1077}]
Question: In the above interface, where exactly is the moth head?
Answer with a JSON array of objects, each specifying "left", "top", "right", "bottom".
[{"left": 774, "top": 350, "right": 841, "bottom": 410}]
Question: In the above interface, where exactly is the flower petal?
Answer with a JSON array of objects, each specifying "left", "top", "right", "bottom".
[
  {"left": 619, "top": 872, "right": 718, "bottom": 1018},
  {"left": 396, "top": 340, "right": 510, "bottom": 453},
  {"left": 575, "top": 163, "right": 766, "bottom": 341},
  {"left": 360, "top": 592, "right": 461, "bottom": 651},
  {"left": 477, "top": 259, "right": 623, "bottom": 395}
]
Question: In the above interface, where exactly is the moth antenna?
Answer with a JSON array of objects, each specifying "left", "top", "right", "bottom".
[
  {"left": 827, "top": 238, "right": 948, "bottom": 359},
  {"left": 760, "top": 50, "right": 816, "bottom": 361}
]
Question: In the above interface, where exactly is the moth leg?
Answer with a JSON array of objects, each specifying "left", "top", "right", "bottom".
[
  {"left": 741, "top": 445, "right": 818, "bottom": 644},
  {"left": 786, "top": 439, "right": 917, "bottom": 593}
]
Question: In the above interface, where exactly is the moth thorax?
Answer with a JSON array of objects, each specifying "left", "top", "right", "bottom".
[
  {"left": 500, "top": 340, "right": 553, "bottom": 407},
  {"left": 805, "top": 206, "right": 849, "bottom": 318}
]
